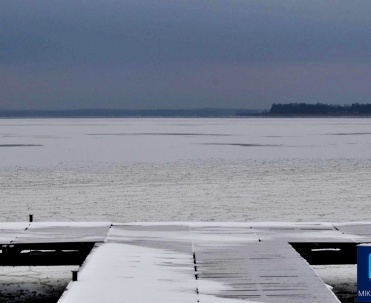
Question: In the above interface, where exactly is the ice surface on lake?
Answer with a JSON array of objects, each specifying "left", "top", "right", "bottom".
[
  {"left": 0, "top": 118, "right": 370, "bottom": 222},
  {"left": 0, "top": 118, "right": 370, "bottom": 166}
]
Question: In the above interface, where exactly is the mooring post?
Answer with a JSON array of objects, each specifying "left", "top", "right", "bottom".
[
  {"left": 29, "top": 214, "right": 33, "bottom": 222},
  {"left": 72, "top": 270, "right": 78, "bottom": 281}
]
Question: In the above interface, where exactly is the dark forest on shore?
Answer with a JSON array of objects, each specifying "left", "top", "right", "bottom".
[{"left": 267, "top": 103, "right": 371, "bottom": 116}]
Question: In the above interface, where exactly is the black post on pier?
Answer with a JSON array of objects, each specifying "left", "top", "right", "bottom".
[
  {"left": 72, "top": 270, "right": 78, "bottom": 281},
  {"left": 29, "top": 214, "right": 33, "bottom": 223}
]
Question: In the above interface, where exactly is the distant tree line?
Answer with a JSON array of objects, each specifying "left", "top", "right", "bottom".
[
  {"left": 268, "top": 103, "right": 371, "bottom": 116},
  {"left": 0, "top": 108, "right": 262, "bottom": 118}
]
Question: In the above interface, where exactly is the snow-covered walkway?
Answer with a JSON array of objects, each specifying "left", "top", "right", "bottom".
[{"left": 2, "top": 222, "right": 370, "bottom": 302}]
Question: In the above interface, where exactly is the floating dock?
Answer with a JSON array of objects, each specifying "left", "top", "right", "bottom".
[{"left": 0, "top": 221, "right": 369, "bottom": 302}]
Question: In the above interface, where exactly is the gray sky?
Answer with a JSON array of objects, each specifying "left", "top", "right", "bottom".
[{"left": 1, "top": 0, "right": 371, "bottom": 110}]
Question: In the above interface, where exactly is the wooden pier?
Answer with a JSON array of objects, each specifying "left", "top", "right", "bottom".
[{"left": 1, "top": 221, "right": 369, "bottom": 302}]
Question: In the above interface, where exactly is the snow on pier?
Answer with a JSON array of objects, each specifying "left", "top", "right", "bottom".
[{"left": 1, "top": 222, "right": 371, "bottom": 302}]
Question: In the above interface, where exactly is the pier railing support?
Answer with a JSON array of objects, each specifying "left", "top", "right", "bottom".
[{"left": 72, "top": 270, "right": 78, "bottom": 281}]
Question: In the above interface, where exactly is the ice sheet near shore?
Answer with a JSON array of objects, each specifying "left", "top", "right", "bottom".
[
  {"left": 0, "top": 158, "right": 370, "bottom": 222},
  {"left": 312, "top": 265, "right": 356, "bottom": 303},
  {"left": 0, "top": 266, "right": 78, "bottom": 303}
]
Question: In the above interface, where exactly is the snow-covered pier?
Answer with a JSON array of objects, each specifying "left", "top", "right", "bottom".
[{"left": 0, "top": 221, "right": 369, "bottom": 302}]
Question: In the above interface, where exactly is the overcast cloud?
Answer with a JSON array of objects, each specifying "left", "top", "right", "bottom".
[{"left": 1, "top": 0, "right": 371, "bottom": 110}]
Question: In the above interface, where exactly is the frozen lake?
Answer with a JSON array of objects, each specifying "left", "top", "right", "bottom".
[
  {"left": 0, "top": 117, "right": 370, "bottom": 222},
  {"left": 0, "top": 117, "right": 367, "bottom": 302}
]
